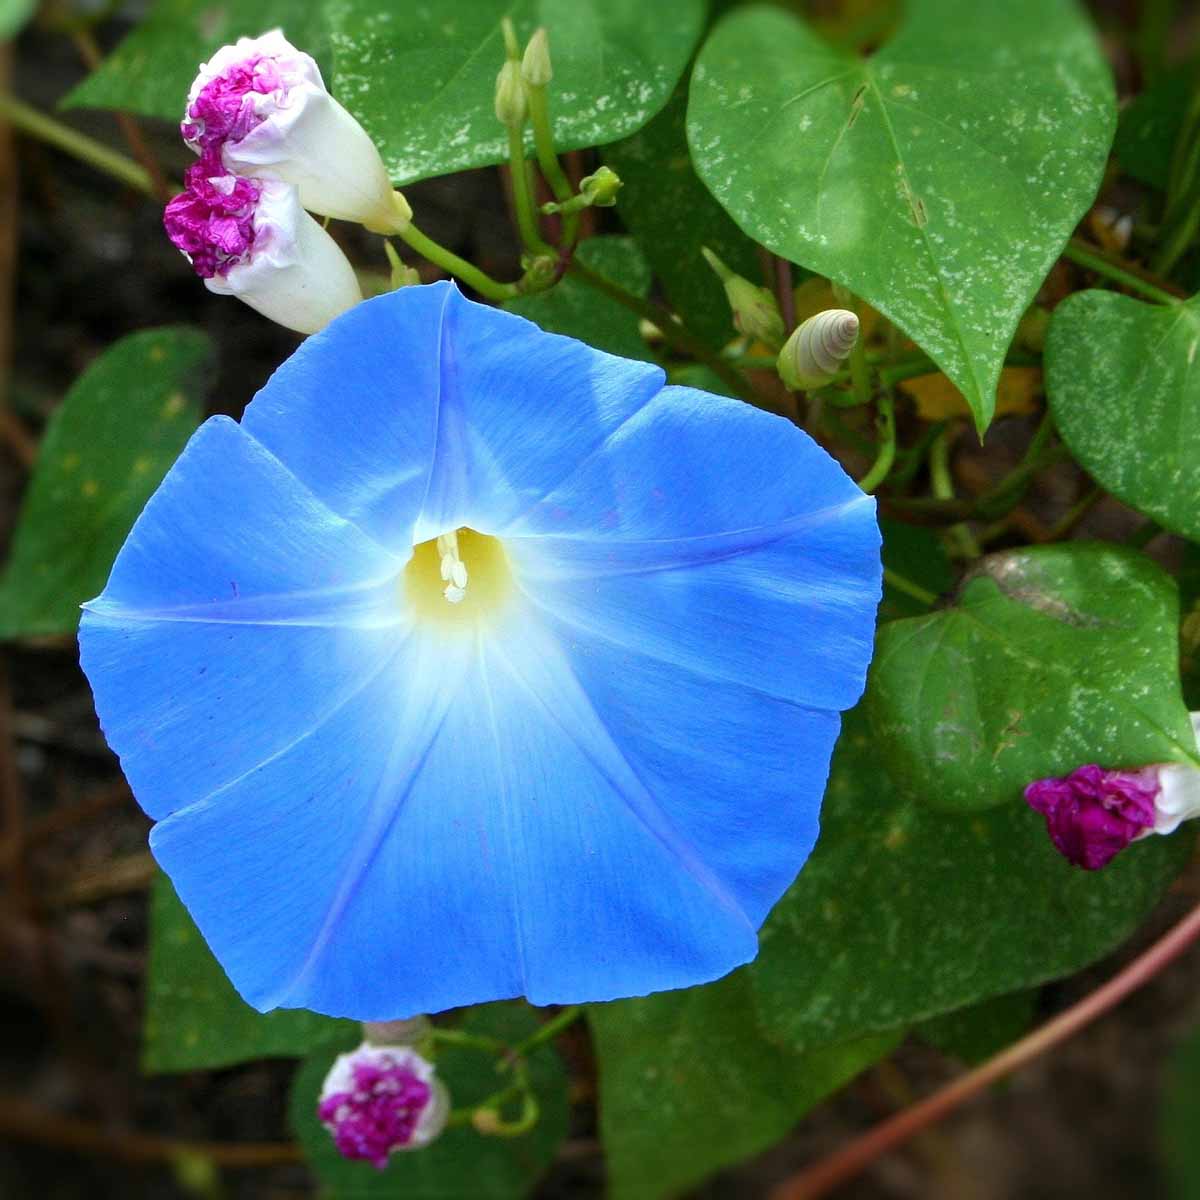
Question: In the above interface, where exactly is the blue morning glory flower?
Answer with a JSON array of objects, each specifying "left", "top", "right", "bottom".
[{"left": 79, "top": 282, "right": 880, "bottom": 1019}]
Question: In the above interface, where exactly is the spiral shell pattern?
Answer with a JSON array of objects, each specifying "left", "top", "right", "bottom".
[{"left": 777, "top": 308, "right": 860, "bottom": 390}]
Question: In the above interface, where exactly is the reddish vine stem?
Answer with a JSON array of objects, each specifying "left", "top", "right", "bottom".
[
  {"left": 0, "top": 1096, "right": 302, "bottom": 1167},
  {"left": 70, "top": 28, "right": 172, "bottom": 204},
  {"left": 771, "top": 897, "right": 1200, "bottom": 1200},
  {"left": 775, "top": 255, "right": 796, "bottom": 332}
]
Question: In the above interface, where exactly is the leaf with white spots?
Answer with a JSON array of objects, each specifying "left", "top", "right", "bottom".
[
  {"left": 687, "top": 1, "right": 1115, "bottom": 432},
  {"left": 867, "top": 543, "right": 1199, "bottom": 814},
  {"left": 590, "top": 972, "right": 898, "bottom": 1200},
  {"left": 748, "top": 703, "right": 1190, "bottom": 1054},
  {"left": 65, "top": 0, "right": 703, "bottom": 184},
  {"left": 0, "top": 327, "right": 210, "bottom": 639},
  {"left": 324, "top": 0, "right": 706, "bottom": 185},
  {"left": 1046, "top": 290, "right": 1200, "bottom": 541},
  {"left": 144, "top": 874, "right": 353, "bottom": 1072}
]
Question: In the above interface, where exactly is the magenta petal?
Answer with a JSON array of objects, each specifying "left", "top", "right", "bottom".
[{"left": 1024, "top": 764, "right": 1158, "bottom": 870}]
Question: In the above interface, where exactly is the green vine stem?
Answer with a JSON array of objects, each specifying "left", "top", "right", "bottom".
[
  {"left": 395, "top": 222, "right": 523, "bottom": 302},
  {"left": 930, "top": 428, "right": 981, "bottom": 559},
  {"left": 525, "top": 84, "right": 578, "bottom": 248},
  {"left": 882, "top": 566, "right": 938, "bottom": 608},
  {"left": 0, "top": 93, "right": 160, "bottom": 197},
  {"left": 1063, "top": 239, "right": 1183, "bottom": 306},
  {"left": 506, "top": 1005, "right": 582, "bottom": 1062},
  {"left": 857, "top": 392, "right": 896, "bottom": 493},
  {"left": 506, "top": 125, "right": 555, "bottom": 258}
]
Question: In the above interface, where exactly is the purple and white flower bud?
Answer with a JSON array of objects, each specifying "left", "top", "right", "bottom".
[
  {"left": 164, "top": 159, "right": 362, "bottom": 334},
  {"left": 317, "top": 1042, "right": 449, "bottom": 1169},
  {"left": 1024, "top": 715, "right": 1200, "bottom": 870},
  {"left": 182, "top": 29, "right": 410, "bottom": 233}
]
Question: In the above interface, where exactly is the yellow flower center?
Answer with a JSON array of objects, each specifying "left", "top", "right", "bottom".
[{"left": 402, "top": 527, "right": 513, "bottom": 627}]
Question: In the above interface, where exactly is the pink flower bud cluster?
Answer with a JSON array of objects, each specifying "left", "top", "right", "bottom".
[
  {"left": 164, "top": 164, "right": 262, "bottom": 280},
  {"left": 317, "top": 1043, "right": 448, "bottom": 1169},
  {"left": 162, "top": 31, "right": 375, "bottom": 333}
]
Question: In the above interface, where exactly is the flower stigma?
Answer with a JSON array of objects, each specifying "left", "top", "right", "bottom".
[{"left": 403, "top": 527, "right": 513, "bottom": 626}]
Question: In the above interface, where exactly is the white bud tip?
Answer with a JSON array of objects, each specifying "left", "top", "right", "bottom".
[{"left": 522, "top": 29, "right": 552, "bottom": 86}]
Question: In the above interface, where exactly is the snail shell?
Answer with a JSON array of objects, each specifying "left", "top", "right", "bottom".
[{"left": 777, "top": 308, "right": 860, "bottom": 390}]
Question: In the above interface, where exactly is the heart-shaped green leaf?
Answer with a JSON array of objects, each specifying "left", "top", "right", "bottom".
[
  {"left": 290, "top": 1005, "right": 567, "bottom": 1199},
  {"left": 65, "top": 0, "right": 705, "bottom": 187},
  {"left": 687, "top": 0, "right": 1115, "bottom": 431},
  {"left": 590, "top": 973, "right": 898, "bottom": 1200},
  {"left": 143, "top": 875, "right": 352, "bottom": 1073},
  {"left": 0, "top": 327, "right": 209, "bottom": 640},
  {"left": 328, "top": 0, "right": 706, "bottom": 184},
  {"left": 868, "top": 543, "right": 1199, "bottom": 813},
  {"left": 1046, "top": 290, "right": 1200, "bottom": 541},
  {"left": 748, "top": 702, "right": 1190, "bottom": 1054}
]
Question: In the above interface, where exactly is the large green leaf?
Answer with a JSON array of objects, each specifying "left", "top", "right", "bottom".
[
  {"left": 67, "top": 0, "right": 705, "bottom": 187},
  {"left": 143, "top": 875, "right": 352, "bottom": 1073},
  {"left": 1045, "top": 290, "right": 1200, "bottom": 542},
  {"left": 290, "top": 1005, "right": 568, "bottom": 1199},
  {"left": 590, "top": 972, "right": 898, "bottom": 1200},
  {"left": 868, "top": 543, "right": 1199, "bottom": 814},
  {"left": 1114, "top": 69, "right": 1193, "bottom": 191},
  {"left": 64, "top": 2, "right": 330, "bottom": 118},
  {"left": 0, "top": 327, "right": 209, "bottom": 639},
  {"left": 505, "top": 235, "right": 653, "bottom": 360},
  {"left": 749, "top": 704, "right": 1190, "bottom": 1053},
  {"left": 603, "top": 87, "right": 761, "bottom": 349},
  {"left": 916, "top": 990, "right": 1035, "bottom": 1066},
  {"left": 687, "top": 1, "right": 1115, "bottom": 432}
]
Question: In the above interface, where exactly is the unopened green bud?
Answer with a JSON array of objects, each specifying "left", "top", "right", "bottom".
[
  {"left": 579, "top": 166, "right": 622, "bottom": 207},
  {"left": 383, "top": 242, "right": 421, "bottom": 290},
  {"left": 522, "top": 28, "right": 552, "bottom": 87},
  {"left": 776, "top": 309, "right": 859, "bottom": 391},
  {"left": 524, "top": 254, "right": 557, "bottom": 288},
  {"left": 494, "top": 60, "right": 527, "bottom": 129},
  {"left": 701, "top": 246, "right": 785, "bottom": 349}
]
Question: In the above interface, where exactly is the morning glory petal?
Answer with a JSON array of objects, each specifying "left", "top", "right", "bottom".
[
  {"left": 240, "top": 282, "right": 665, "bottom": 547},
  {"left": 79, "top": 284, "right": 883, "bottom": 1017},
  {"left": 505, "top": 385, "right": 880, "bottom": 710},
  {"left": 150, "top": 609, "right": 763, "bottom": 1017},
  {"left": 80, "top": 416, "right": 404, "bottom": 819}
]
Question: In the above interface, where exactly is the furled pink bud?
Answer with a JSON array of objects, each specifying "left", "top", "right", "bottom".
[
  {"left": 1025, "top": 765, "right": 1158, "bottom": 870},
  {"left": 1025, "top": 716, "right": 1200, "bottom": 870},
  {"left": 182, "top": 29, "right": 410, "bottom": 233},
  {"left": 317, "top": 1043, "right": 449, "bottom": 1169},
  {"left": 164, "top": 157, "right": 362, "bottom": 334}
]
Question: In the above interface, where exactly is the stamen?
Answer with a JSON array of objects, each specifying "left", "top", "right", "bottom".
[{"left": 436, "top": 531, "right": 469, "bottom": 603}]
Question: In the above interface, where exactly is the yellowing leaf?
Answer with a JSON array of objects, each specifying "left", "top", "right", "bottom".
[{"left": 901, "top": 367, "right": 1041, "bottom": 421}]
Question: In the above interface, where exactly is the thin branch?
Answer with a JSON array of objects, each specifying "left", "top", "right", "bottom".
[
  {"left": 1063, "top": 239, "right": 1185, "bottom": 306},
  {"left": 70, "top": 28, "right": 172, "bottom": 204},
  {"left": 770, "top": 896, "right": 1200, "bottom": 1200},
  {"left": 0, "top": 1095, "right": 302, "bottom": 1167}
]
